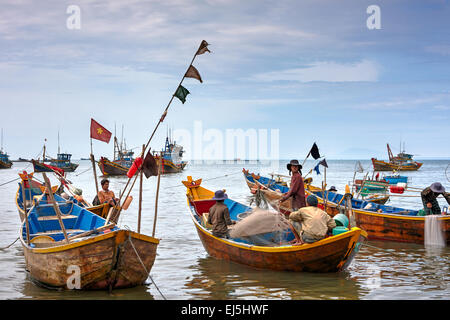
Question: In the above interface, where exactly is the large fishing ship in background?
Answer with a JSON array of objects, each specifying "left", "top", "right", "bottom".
[
  {"left": 371, "top": 143, "right": 423, "bottom": 171},
  {"left": 153, "top": 130, "right": 187, "bottom": 173},
  {"left": 98, "top": 127, "right": 135, "bottom": 176}
]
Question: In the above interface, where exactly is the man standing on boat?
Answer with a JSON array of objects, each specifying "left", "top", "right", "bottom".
[
  {"left": 98, "top": 178, "right": 119, "bottom": 206},
  {"left": 278, "top": 159, "right": 306, "bottom": 211},
  {"left": 289, "top": 195, "right": 336, "bottom": 243},
  {"left": 421, "top": 182, "right": 450, "bottom": 215},
  {"left": 207, "top": 190, "right": 236, "bottom": 238}
]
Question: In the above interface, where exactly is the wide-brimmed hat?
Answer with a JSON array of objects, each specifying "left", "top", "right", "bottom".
[
  {"left": 430, "top": 182, "right": 445, "bottom": 194},
  {"left": 212, "top": 190, "right": 228, "bottom": 201},
  {"left": 286, "top": 159, "right": 302, "bottom": 171},
  {"left": 329, "top": 186, "right": 337, "bottom": 192}
]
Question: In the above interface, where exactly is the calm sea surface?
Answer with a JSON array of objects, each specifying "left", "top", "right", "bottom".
[{"left": 0, "top": 159, "right": 449, "bottom": 300}]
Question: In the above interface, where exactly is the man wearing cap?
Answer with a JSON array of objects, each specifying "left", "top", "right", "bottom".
[
  {"left": 278, "top": 159, "right": 307, "bottom": 211},
  {"left": 207, "top": 190, "right": 236, "bottom": 238},
  {"left": 288, "top": 195, "right": 336, "bottom": 243},
  {"left": 421, "top": 182, "right": 450, "bottom": 215}
]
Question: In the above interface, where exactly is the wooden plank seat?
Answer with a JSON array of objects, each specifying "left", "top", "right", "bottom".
[
  {"left": 37, "top": 215, "right": 78, "bottom": 221},
  {"left": 30, "top": 229, "right": 84, "bottom": 237}
]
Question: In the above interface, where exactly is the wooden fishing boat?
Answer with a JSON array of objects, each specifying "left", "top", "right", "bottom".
[
  {"left": 371, "top": 144, "right": 422, "bottom": 171},
  {"left": 15, "top": 171, "right": 110, "bottom": 222},
  {"left": 305, "top": 189, "right": 450, "bottom": 244},
  {"left": 32, "top": 155, "right": 79, "bottom": 173},
  {"left": 153, "top": 136, "right": 187, "bottom": 173},
  {"left": 19, "top": 185, "right": 159, "bottom": 290},
  {"left": 182, "top": 176, "right": 367, "bottom": 273},
  {"left": 0, "top": 150, "right": 12, "bottom": 169},
  {"left": 98, "top": 136, "right": 135, "bottom": 176}
]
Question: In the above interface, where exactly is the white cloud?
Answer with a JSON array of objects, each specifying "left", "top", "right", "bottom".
[{"left": 249, "top": 60, "right": 380, "bottom": 83}]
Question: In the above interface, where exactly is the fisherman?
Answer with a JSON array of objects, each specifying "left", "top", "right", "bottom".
[
  {"left": 288, "top": 195, "right": 336, "bottom": 244},
  {"left": 278, "top": 159, "right": 306, "bottom": 211},
  {"left": 421, "top": 182, "right": 450, "bottom": 215},
  {"left": 207, "top": 190, "right": 236, "bottom": 238},
  {"left": 328, "top": 186, "right": 337, "bottom": 192},
  {"left": 97, "top": 178, "right": 119, "bottom": 206}
]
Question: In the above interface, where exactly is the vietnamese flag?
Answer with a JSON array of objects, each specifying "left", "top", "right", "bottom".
[{"left": 90, "top": 118, "right": 112, "bottom": 143}]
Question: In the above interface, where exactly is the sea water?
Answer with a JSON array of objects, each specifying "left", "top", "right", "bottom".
[{"left": 0, "top": 159, "right": 449, "bottom": 299}]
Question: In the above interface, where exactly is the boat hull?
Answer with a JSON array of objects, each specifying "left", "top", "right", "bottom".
[
  {"left": 21, "top": 230, "right": 159, "bottom": 290},
  {"left": 32, "top": 160, "right": 78, "bottom": 173},
  {"left": 157, "top": 158, "right": 187, "bottom": 173},
  {"left": 188, "top": 201, "right": 363, "bottom": 272},
  {"left": 308, "top": 191, "right": 450, "bottom": 244},
  {"left": 0, "top": 160, "right": 12, "bottom": 169},
  {"left": 98, "top": 157, "right": 129, "bottom": 176},
  {"left": 371, "top": 158, "right": 422, "bottom": 171}
]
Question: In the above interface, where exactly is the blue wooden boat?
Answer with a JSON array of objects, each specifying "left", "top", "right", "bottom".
[
  {"left": 383, "top": 175, "right": 408, "bottom": 184},
  {"left": 242, "top": 169, "right": 390, "bottom": 216},
  {"left": 183, "top": 176, "right": 367, "bottom": 272},
  {"left": 19, "top": 189, "right": 159, "bottom": 290}
]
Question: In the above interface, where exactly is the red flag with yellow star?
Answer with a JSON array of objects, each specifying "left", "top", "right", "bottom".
[{"left": 90, "top": 118, "right": 112, "bottom": 143}]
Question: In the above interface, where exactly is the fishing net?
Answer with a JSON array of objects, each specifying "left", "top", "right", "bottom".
[{"left": 229, "top": 208, "right": 293, "bottom": 246}]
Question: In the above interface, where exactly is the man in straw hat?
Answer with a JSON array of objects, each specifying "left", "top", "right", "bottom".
[
  {"left": 421, "top": 182, "right": 450, "bottom": 215},
  {"left": 278, "top": 159, "right": 306, "bottom": 211},
  {"left": 207, "top": 190, "right": 236, "bottom": 238}
]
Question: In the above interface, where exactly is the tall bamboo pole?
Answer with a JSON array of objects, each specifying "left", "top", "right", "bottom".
[
  {"left": 21, "top": 180, "right": 30, "bottom": 245},
  {"left": 138, "top": 144, "right": 144, "bottom": 233},
  {"left": 152, "top": 155, "right": 162, "bottom": 238},
  {"left": 90, "top": 138, "right": 99, "bottom": 197},
  {"left": 113, "top": 41, "right": 209, "bottom": 218}
]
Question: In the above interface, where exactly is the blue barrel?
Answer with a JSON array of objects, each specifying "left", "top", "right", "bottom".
[
  {"left": 332, "top": 226, "right": 349, "bottom": 236},
  {"left": 333, "top": 213, "right": 349, "bottom": 228}
]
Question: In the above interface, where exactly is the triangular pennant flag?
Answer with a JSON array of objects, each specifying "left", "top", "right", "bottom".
[
  {"left": 174, "top": 85, "right": 190, "bottom": 104},
  {"left": 196, "top": 40, "right": 210, "bottom": 55},
  {"left": 310, "top": 143, "right": 320, "bottom": 160},
  {"left": 142, "top": 150, "right": 158, "bottom": 178},
  {"left": 90, "top": 118, "right": 112, "bottom": 143},
  {"left": 314, "top": 163, "right": 321, "bottom": 175},
  {"left": 185, "top": 65, "right": 203, "bottom": 83},
  {"left": 355, "top": 161, "right": 364, "bottom": 173},
  {"left": 319, "top": 159, "right": 328, "bottom": 168}
]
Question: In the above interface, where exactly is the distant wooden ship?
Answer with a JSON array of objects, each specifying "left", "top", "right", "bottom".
[
  {"left": 371, "top": 143, "right": 422, "bottom": 171},
  {"left": 0, "top": 129, "right": 13, "bottom": 169},
  {"left": 32, "top": 137, "right": 79, "bottom": 173},
  {"left": 98, "top": 136, "right": 134, "bottom": 176},
  {"left": 153, "top": 135, "right": 187, "bottom": 173}
]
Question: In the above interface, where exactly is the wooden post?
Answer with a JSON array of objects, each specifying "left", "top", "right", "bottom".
[
  {"left": 323, "top": 166, "right": 328, "bottom": 212},
  {"left": 42, "top": 173, "right": 70, "bottom": 244},
  {"left": 90, "top": 138, "right": 99, "bottom": 197},
  {"left": 138, "top": 144, "right": 145, "bottom": 233},
  {"left": 152, "top": 156, "right": 162, "bottom": 237},
  {"left": 21, "top": 181, "right": 30, "bottom": 245}
]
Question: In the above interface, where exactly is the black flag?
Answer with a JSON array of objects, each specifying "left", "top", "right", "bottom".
[
  {"left": 142, "top": 150, "right": 159, "bottom": 178},
  {"left": 310, "top": 143, "right": 321, "bottom": 160},
  {"left": 319, "top": 158, "right": 328, "bottom": 168}
]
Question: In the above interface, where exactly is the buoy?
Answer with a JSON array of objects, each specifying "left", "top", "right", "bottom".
[
  {"left": 389, "top": 186, "right": 404, "bottom": 194},
  {"left": 122, "top": 196, "right": 133, "bottom": 210},
  {"left": 127, "top": 157, "right": 143, "bottom": 178}
]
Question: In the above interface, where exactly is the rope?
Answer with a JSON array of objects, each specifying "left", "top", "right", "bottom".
[
  {"left": 0, "top": 237, "right": 19, "bottom": 250},
  {"left": 75, "top": 165, "right": 93, "bottom": 177},
  {"left": 0, "top": 177, "right": 20, "bottom": 187},
  {"left": 126, "top": 232, "right": 166, "bottom": 300},
  {"left": 164, "top": 171, "right": 243, "bottom": 189}
]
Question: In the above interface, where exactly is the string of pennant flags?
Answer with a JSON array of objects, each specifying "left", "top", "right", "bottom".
[{"left": 89, "top": 40, "right": 212, "bottom": 183}]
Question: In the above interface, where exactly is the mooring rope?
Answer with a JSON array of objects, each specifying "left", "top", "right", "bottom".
[
  {"left": 0, "top": 237, "right": 19, "bottom": 250},
  {"left": 126, "top": 232, "right": 167, "bottom": 300},
  {"left": 0, "top": 177, "right": 20, "bottom": 187}
]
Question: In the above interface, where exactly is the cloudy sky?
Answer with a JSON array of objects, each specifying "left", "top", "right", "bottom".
[{"left": 1, "top": 0, "right": 449, "bottom": 160}]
